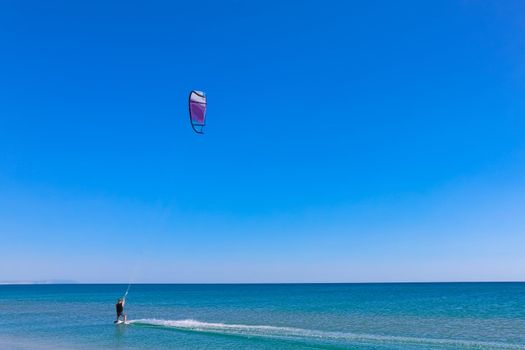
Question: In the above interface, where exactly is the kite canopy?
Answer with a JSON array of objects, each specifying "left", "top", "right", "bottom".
[{"left": 189, "top": 90, "right": 207, "bottom": 134}]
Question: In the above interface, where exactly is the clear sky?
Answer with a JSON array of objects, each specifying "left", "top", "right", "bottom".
[{"left": 1, "top": 1, "right": 524, "bottom": 283}]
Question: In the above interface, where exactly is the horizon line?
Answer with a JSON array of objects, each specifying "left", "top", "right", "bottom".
[{"left": 1, "top": 280, "right": 524, "bottom": 285}]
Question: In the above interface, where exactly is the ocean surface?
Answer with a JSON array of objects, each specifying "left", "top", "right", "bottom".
[{"left": 0, "top": 283, "right": 523, "bottom": 350}]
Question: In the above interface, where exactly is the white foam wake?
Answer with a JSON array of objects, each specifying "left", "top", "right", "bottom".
[{"left": 128, "top": 319, "right": 525, "bottom": 350}]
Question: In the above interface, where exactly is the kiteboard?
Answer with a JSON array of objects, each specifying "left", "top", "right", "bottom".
[{"left": 114, "top": 320, "right": 127, "bottom": 325}]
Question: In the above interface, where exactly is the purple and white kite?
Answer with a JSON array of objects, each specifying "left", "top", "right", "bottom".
[{"left": 189, "top": 90, "right": 207, "bottom": 134}]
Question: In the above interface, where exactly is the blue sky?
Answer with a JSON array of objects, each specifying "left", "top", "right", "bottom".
[{"left": 0, "top": 0, "right": 524, "bottom": 283}]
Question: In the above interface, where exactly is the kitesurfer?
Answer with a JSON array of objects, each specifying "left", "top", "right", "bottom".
[{"left": 115, "top": 298, "right": 126, "bottom": 323}]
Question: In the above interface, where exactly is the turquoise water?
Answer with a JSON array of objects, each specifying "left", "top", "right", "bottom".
[{"left": 0, "top": 283, "right": 524, "bottom": 350}]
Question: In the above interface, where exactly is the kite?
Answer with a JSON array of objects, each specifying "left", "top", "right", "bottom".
[{"left": 189, "top": 90, "right": 207, "bottom": 134}]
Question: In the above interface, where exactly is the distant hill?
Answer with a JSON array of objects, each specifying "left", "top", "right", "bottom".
[{"left": 0, "top": 280, "right": 78, "bottom": 285}]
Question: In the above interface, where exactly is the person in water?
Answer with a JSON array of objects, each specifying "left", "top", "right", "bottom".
[{"left": 115, "top": 298, "right": 126, "bottom": 323}]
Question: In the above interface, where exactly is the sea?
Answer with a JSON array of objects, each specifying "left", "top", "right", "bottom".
[{"left": 0, "top": 283, "right": 523, "bottom": 350}]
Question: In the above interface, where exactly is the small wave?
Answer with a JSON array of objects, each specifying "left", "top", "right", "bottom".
[{"left": 128, "top": 319, "right": 525, "bottom": 350}]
